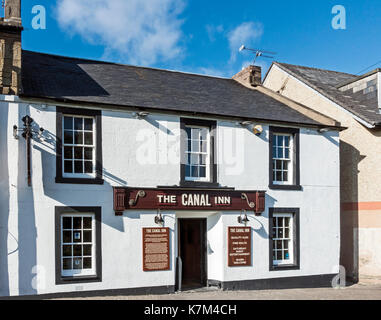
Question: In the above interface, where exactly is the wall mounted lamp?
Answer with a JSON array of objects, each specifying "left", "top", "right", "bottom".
[
  {"left": 318, "top": 127, "right": 330, "bottom": 133},
  {"left": 155, "top": 209, "right": 164, "bottom": 226},
  {"left": 133, "top": 111, "right": 150, "bottom": 119},
  {"left": 238, "top": 210, "right": 249, "bottom": 225}
]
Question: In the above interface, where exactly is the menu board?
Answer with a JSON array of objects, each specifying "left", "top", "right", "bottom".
[
  {"left": 228, "top": 227, "right": 252, "bottom": 267},
  {"left": 142, "top": 227, "right": 170, "bottom": 271}
]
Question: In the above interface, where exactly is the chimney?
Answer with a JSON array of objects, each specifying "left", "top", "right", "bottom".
[
  {"left": 0, "top": 0, "right": 23, "bottom": 95},
  {"left": 232, "top": 65, "right": 262, "bottom": 87}
]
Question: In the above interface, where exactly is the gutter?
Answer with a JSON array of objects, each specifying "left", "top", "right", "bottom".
[{"left": 18, "top": 94, "right": 345, "bottom": 131}]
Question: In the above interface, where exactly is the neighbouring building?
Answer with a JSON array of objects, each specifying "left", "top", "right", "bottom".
[
  {"left": 264, "top": 62, "right": 381, "bottom": 282},
  {"left": 0, "top": 1, "right": 342, "bottom": 297}
]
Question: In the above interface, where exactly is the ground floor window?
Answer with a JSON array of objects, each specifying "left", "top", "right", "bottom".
[
  {"left": 55, "top": 206, "right": 102, "bottom": 284},
  {"left": 269, "top": 208, "right": 300, "bottom": 271}
]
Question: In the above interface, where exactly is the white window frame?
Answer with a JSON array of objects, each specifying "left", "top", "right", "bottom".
[
  {"left": 272, "top": 133, "right": 293, "bottom": 185},
  {"left": 61, "top": 213, "right": 96, "bottom": 278},
  {"left": 272, "top": 213, "right": 294, "bottom": 266},
  {"left": 62, "top": 115, "right": 96, "bottom": 179},
  {"left": 184, "top": 125, "right": 211, "bottom": 182}
]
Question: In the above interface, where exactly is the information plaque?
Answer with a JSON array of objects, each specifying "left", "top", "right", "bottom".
[
  {"left": 142, "top": 227, "right": 170, "bottom": 271},
  {"left": 228, "top": 227, "right": 252, "bottom": 267}
]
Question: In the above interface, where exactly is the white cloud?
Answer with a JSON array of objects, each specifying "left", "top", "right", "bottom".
[
  {"left": 227, "top": 22, "right": 263, "bottom": 63},
  {"left": 56, "top": 0, "right": 185, "bottom": 66},
  {"left": 206, "top": 24, "right": 224, "bottom": 42}
]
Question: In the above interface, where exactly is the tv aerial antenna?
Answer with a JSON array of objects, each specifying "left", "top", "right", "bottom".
[{"left": 239, "top": 45, "right": 276, "bottom": 64}]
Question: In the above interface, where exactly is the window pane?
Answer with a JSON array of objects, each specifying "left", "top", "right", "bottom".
[
  {"left": 285, "top": 148, "right": 290, "bottom": 159},
  {"left": 74, "top": 161, "right": 83, "bottom": 173},
  {"left": 73, "top": 217, "right": 81, "bottom": 229},
  {"left": 73, "top": 258, "right": 82, "bottom": 269},
  {"left": 284, "top": 136, "right": 290, "bottom": 147},
  {"left": 83, "top": 257, "right": 92, "bottom": 269},
  {"left": 276, "top": 171, "right": 282, "bottom": 181},
  {"left": 191, "top": 128, "right": 199, "bottom": 140},
  {"left": 285, "top": 228, "right": 290, "bottom": 238},
  {"left": 272, "top": 146, "right": 277, "bottom": 158},
  {"left": 283, "top": 171, "right": 288, "bottom": 182},
  {"left": 276, "top": 251, "right": 282, "bottom": 260},
  {"left": 284, "top": 240, "right": 289, "bottom": 249},
  {"left": 64, "top": 160, "right": 73, "bottom": 173},
  {"left": 73, "top": 231, "right": 81, "bottom": 243},
  {"left": 84, "top": 118, "right": 93, "bottom": 131},
  {"left": 192, "top": 140, "right": 199, "bottom": 152},
  {"left": 84, "top": 132, "right": 93, "bottom": 145},
  {"left": 83, "top": 217, "right": 92, "bottom": 229},
  {"left": 84, "top": 161, "right": 93, "bottom": 174},
  {"left": 285, "top": 217, "right": 290, "bottom": 227},
  {"left": 185, "top": 165, "right": 190, "bottom": 177},
  {"left": 284, "top": 250, "right": 290, "bottom": 260},
  {"left": 200, "top": 128, "right": 208, "bottom": 140},
  {"left": 200, "top": 154, "right": 206, "bottom": 165},
  {"left": 276, "top": 240, "right": 282, "bottom": 249},
  {"left": 64, "top": 117, "right": 73, "bottom": 130},
  {"left": 74, "top": 131, "right": 83, "bottom": 145},
  {"left": 62, "top": 217, "right": 72, "bottom": 229},
  {"left": 63, "top": 258, "right": 72, "bottom": 270},
  {"left": 278, "top": 228, "right": 284, "bottom": 238},
  {"left": 84, "top": 148, "right": 93, "bottom": 160},
  {"left": 63, "top": 231, "right": 72, "bottom": 243},
  {"left": 64, "top": 147, "right": 73, "bottom": 159},
  {"left": 74, "top": 118, "right": 83, "bottom": 130},
  {"left": 277, "top": 147, "right": 283, "bottom": 158},
  {"left": 83, "top": 231, "right": 92, "bottom": 243},
  {"left": 187, "top": 139, "right": 191, "bottom": 152},
  {"left": 73, "top": 245, "right": 82, "bottom": 256},
  {"left": 200, "top": 140, "right": 207, "bottom": 153},
  {"left": 63, "top": 245, "right": 72, "bottom": 257},
  {"left": 74, "top": 147, "right": 83, "bottom": 160},
  {"left": 191, "top": 154, "right": 198, "bottom": 165},
  {"left": 64, "top": 130, "right": 73, "bottom": 144},
  {"left": 199, "top": 166, "right": 206, "bottom": 178},
  {"left": 191, "top": 166, "right": 199, "bottom": 177},
  {"left": 273, "top": 239, "right": 277, "bottom": 249},
  {"left": 276, "top": 160, "right": 282, "bottom": 170},
  {"left": 277, "top": 136, "right": 283, "bottom": 146},
  {"left": 83, "top": 245, "right": 92, "bottom": 256}
]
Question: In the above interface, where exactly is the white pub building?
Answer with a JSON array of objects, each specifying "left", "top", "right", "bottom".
[{"left": 0, "top": 1, "right": 342, "bottom": 297}]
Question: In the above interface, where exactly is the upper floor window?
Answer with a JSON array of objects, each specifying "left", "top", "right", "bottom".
[
  {"left": 269, "top": 127, "right": 301, "bottom": 190},
  {"left": 272, "top": 134, "right": 293, "bottom": 184},
  {"left": 63, "top": 116, "right": 95, "bottom": 178},
  {"left": 56, "top": 107, "right": 103, "bottom": 185},
  {"left": 180, "top": 118, "right": 217, "bottom": 186},
  {"left": 185, "top": 126, "right": 210, "bottom": 181}
]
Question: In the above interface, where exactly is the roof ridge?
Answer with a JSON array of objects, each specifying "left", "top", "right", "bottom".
[
  {"left": 274, "top": 61, "right": 357, "bottom": 77},
  {"left": 22, "top": 49, "right": 230, "bottom": 81}
]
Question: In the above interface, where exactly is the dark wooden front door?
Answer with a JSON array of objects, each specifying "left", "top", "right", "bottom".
[{"left": 179, "top": 219, "right": 207, "bottom": 288}]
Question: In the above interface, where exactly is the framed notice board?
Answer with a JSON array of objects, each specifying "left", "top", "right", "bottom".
[
  {"left": 142, "top": 227, "right": 170, "bottom": 271},
  {"left": 228, "top": 227, "right": 252, "bottom": 267}
]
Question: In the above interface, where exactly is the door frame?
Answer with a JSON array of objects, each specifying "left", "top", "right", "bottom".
[{"left": 177, "top": 218, "right": 207, "bottom": 288}]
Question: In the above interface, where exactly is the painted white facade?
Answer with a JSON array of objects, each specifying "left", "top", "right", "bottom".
[{"left": 0, "top": 95, "right": 340, "bottom": 297}]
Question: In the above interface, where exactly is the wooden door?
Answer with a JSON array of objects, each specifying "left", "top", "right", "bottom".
[{"left": 179, "top": 219, "right": 206, "bottom": 288}]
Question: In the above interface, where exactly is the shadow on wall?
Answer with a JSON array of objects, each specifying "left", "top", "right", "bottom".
[
  {"left": 0, "top": 105, "right": 10, "bottom": 296},
  {"left": 340, "top": 141, "right": 361, "bottom": 282},
  {"left": 17, "top": 104, "right": 37, "bottom": 295}
]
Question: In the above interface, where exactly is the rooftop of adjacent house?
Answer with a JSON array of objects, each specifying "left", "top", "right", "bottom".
[
  {"left": 19, "top": 50, "right": 339, "bottom": 128},
  {"left": 271, "top": 62, "right": 381, "bottom": 127}
]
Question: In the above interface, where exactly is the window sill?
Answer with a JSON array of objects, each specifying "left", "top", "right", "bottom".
[
  {"left": 179, "top": 181, "right": 220, "bottom": 188},
  {"left": 55, "top": 177, "right": 104, "bottom": 185},
  {"left": 56, "top": 274, "right": 101, "bottom": 285},
  {"left": 269, "top": 184, "right": 302, "bottom": 191},
  {"left": 270, "top": 264, "right": 300, "bottom": 271}
]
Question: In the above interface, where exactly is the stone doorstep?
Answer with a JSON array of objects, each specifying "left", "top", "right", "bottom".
[{"left": 358, "top": 276, "right": 381, "bottom": 285}]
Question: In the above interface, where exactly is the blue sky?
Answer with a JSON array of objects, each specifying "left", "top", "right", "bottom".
[{"left": 21, "top": 0, "right": 381, "bottom": 78}]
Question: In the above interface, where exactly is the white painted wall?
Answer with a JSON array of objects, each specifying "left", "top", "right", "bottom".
[{"left": 0, "top": 96, "right": 340, "bottom": 296}]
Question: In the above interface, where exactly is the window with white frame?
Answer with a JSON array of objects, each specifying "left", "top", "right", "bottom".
[
  {"left": 272, "top": 213, "right": 294, "bottom": 266},
  {"left": 272, "top": 134, "right": 293, "bottom": 184},
  {"left": 185, "top": 126, "right": 210, "bottom": 181},
  {"left": 61, "top": 214, "right": 95, "bottom": 277},
  {"left": 63, "top": 115, "right": 95, "bottom": 177}
]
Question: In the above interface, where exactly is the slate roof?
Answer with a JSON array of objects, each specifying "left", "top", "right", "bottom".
[
  {"left": 20, "top": 50, "right": 332, "bottom": 128},
  {"left": 273, "top": 62, "right": 381, "bottom": 127}
]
